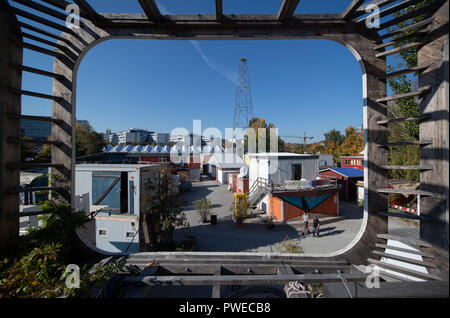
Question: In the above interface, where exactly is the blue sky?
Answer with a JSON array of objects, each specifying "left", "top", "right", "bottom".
[{"left": 17, "top": 0, "right": 405, "bottom": 143}]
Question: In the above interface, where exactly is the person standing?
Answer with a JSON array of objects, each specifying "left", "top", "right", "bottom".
[
  {"left": 313, "top": 216, "right": 320, "bottom": 237},
  {"left": 302, "top": 213, "right": 310, "bottom": 236}
]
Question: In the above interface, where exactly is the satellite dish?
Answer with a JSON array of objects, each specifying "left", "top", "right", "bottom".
[{"left": 239, "top": 165, "right": 249, "bottom": 177}]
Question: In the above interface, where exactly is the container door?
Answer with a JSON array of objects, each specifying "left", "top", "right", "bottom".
[{"left": 92, "top": 171, "right": 128, "bottom": 214}]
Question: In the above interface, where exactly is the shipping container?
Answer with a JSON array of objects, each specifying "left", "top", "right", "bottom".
[{"left": 75, "top": 164, "right": 164, "bottom": 253}]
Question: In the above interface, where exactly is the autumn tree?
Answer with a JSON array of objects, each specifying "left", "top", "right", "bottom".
[{"left": 340, "top": 127, "right": 364, "bottom": 157}]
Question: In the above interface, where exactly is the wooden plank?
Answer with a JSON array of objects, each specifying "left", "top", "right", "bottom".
[
  {"left": 342, "top": 0, "right": 365, "bottom": 20},
  {"left": 138, "top": 0, "right": 162, "bottom": 22},
  {"left": 18, "top": 21, "right": 69, "bottom": 44},
  {"left": 122, "top": 273, "right": 369, "bottom": 286},
  {"left": 375, "top": 41, "right": 426, "bottom": 58},
  {"left": 212, "top": 265, "right": 221, "bottom": 298},
  {"left": 17, "top": 163, "right": 64, "bottom": 169},
  {"left": 377, "top": 269, "right": 416, "bottom": 282},
  {"left": 367, "top": 258, "right": 441, "bottom": 281},
  {"left": 72, "top": 0, "right": 98, "bottom": 20},
  {"left": 379, "top": 17, "right": 435, "bottom": 40},
  {"left": 19, "top": 210, "right": 52, "bottom": 217},
  {"left": 377, "top": 233, "right": 434, "bottom": 248},
  {"left": 378, "top": 1, "right": 443, "bottom": 30},
  {"left": 18, "top": 42, "right": 65, "bottom": 59},
  {"left": 357, "top": 0, "right": 427, "bottom": 24},
  {"left": 372, "top": 250, "right": 437, "bottom": 268},
  {"left": 377, "top": 140, "right": 432, "bottom": 147},
  {"left": 9, "top": 6, "right": 72, "bottom": 34},
  {"left": 377, "top": 211, "right": 430, "bottom": 221},
  {"left": 278, "top": 0, "right": 301, "bottom": 21},
  {"left": 377, "top": 114, "right": 432, "bottom": 125},
  {"left": 9, "top": 63, "right": 64, "bottom": 79},
  {"left": 13, "top": 0, "right": 68, "bottom": 21},
  {"left": 376, "top": 188, "right": 434, "bottom": 196},
  {"left": 355, "top": 0, "right": 398, "bottom": 16},
  {"left": 126, "top": 257, "right": 349, "bottom": 266},
  {"left": 376, "top": 86, "right": 431, "bottom": 103},
  {"left": 215, "top": 0, "right": 223, "bottom": 21},
  {"left": 375, "top": 243, "right": 434, "bottom": 258},
  {"left": 41, "top": 0, "right": 71, "bottom": 11},
  {"left": 7, "top": 186, "right": 64, "bottom": 194},
  {"left": 8, "top": 87, "right": 63, "bottom": 101},
  {"left": 21, "top": 32, "right": 66, "bottom": 51},
  {"left": 380, "top": 165, "right": 433, "bottom": 170},
  {"left": 8, "top": 113, "right": 64, "bottom": 124},
  {"left": 277, "top": 265, "right": 295, "bottom": 275},
  {"left": 7, "top": 137, "right": 62, "bottom": 146}
]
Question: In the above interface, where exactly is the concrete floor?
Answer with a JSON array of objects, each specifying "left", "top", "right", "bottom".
[{"left": 174, "top": 179, "right": 365, "bottom": 254}]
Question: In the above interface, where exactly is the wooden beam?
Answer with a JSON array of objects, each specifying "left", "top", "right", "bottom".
[
  {"left": 72, "top": 0, "right": 98, "bottom": 21},
  {"left": 278, "top": 0, "right": 301, "bottom": 21},
  {"left": 375, "top": 243, "right": 434, "bottom": 258},
  {"left": 122, "top": 273, "right": 369, "bottom": 286},
  {"left": 377, "top": 65, "right": 429, "bottom": 79},
  {"left": 375, "top": 85, "right": 431, "bottom": 102},
  {"left": 377, "top": 140, "right": 433, "bottom": 147},
  {"left": 212, "top": 265, "right": 221, "bottom": 298},
  {"left": 357, "top": 0, "right": 427, "bottom": 24},
  {"left": 377, "top": 114, "right": 432, "bottom": 125},
  {"left": 13, "top": 0, "right": 68, "bottom": 21},
  {"left": 379, "top": 17, "right": 435, "bottom": 40},
  {"left": 138, "top": 0, "right": 162, "bottom": 22},
  {"left": 342, "top": 0, "right": 365, "bottom": 20},
  {"left": 377, "top": 233, "right": 434, "bottom": 248},
  {"left": 367, "top": 258, "right": 442, "bottom": 281},
  {"left": 9, "top": 63, "right": 64, "bottom": 79},
  {"left": 215, "top": 0, "right": 223, "bottom": 21},
  {"left": 41, "top": 0, "right": 71, "bottom": 11},
  {"left": 377, "top": 0, "right": 443, "bottom": 30},
  {"left": 8, "top": 87, "right": 64, "bottom": 101},
  {"left": 8, "top": 113, "right": 64, "bottom": 124},
  {"left": 376, "top": 188, "right": 434, "bottom": 196}
]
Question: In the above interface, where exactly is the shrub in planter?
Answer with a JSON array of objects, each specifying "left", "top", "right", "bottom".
[{"left": 193, "top": 198, "right": 213, "bottom": 223}]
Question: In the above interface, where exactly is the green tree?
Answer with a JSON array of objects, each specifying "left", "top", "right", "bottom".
[
  {"left": 75, "top": 123, "right": 106, "bottom": 157},
  {"left": 245, "top": 117, "right": 285, "bottom": 153},
  {"left": 385, "top": 0, "right": 432, "bottom": 182}
]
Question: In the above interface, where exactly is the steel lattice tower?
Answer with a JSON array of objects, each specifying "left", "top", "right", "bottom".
[{"left": 233, "top": 57, "right": 254, "bottom": 130}]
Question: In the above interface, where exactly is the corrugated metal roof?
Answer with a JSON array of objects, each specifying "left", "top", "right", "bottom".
[
  {"left": 103, "top": 144, "right": 224, "bottom": 155},
  {"left": 320, "top": 168, "right": 364, "bottom": 178}
]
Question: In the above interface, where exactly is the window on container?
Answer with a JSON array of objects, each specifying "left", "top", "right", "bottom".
[
  {"left": 292, "top": 164, "right": 302, "bottom": 180},
  {"left": 98, "top": 229, "right": 107, "bottom": 237}
]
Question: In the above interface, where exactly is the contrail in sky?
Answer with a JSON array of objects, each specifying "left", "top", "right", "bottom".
[{"left": 158, "top": 2, "right": 238, "bottom": 86}]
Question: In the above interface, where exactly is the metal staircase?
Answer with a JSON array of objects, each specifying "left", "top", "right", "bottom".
[{"left": 248, "top": 177, "right": 273, "bottom": 207}]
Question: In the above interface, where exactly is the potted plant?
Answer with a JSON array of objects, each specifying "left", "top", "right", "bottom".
[
  {"left": 193, "top": 198, "right": 212, "bottom": 224},
  {"left": 230, "top": 199, "right": 249, "bottom": 226}
]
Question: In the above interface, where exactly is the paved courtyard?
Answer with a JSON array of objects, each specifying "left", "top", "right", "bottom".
[{"left": 174, "top": 178, "right": 365, "bottom": 254}]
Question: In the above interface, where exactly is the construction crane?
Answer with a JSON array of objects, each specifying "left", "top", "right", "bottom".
[
  {"left": 281, "top": 133, "right": 315, "bottom": 145},
  {"left": 280, "top": 133, "right": 315, "bottom": 153}
]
